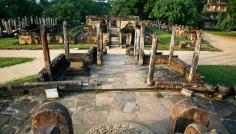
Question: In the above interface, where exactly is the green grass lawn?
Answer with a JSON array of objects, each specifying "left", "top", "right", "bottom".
[
  {"left": 5, "top": 75, "right": 37, "bottom": 85},
  {"left": 145, "top": 26, "right": 212, "bottom": 51},
  {"left": 197, "top": 65, "right": 236, "bottom": 87},
  {"left": 0, "top": 57, "right": 35, "bottom": 68},
  {"left": 57, "top": 25, "right": 83, "bottom": 36},
  {"left": 205, "top": 31, "right": 236, "bottom": 36},
  {"left": 0, "top": 38, "right": 95, "bottom": 49}
]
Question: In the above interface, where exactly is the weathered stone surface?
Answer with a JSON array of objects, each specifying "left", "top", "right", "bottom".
[
  {"left": 15, "top": 101, "right": 38, "bottom": 121},
  {"left": 76, "top": 100, "right": 95, "bottom": 108},
  {"left": 136, "top": 110, "right": 169, "bottom": 121},
  {"left": 96, "top": 92, "right": 115, "bottom": 106},
  {"left": 6, "top": 117, "right": 24, "bottom": 127},
  {"left": 36, "top": 125, "right": 60, "bottom": 134},
  {"left": 122, "top": 103, "right": 139, "bottom": 114},
  {"left": 60, "top": 100, "right": 75, "bottom": 108},
  {"left": 71, "top": 113, "right": 85, "bottom": 124},
  {"left": 0, "top": 125, "right": 16, "bottom": 134},
  {"left": 85, "top": 122, "right": 154, "bottom": 134},
  {"left": 0, "top": 114, "right": 10, "bottom": 129},
  {"left": 85, "top": 111, "right": 108, "bottom": 124},
  {"left": 107, "top": 110, "right": 138, "bottom": 122},
  {"left": 115, "top": 92, "right": 136, "bottom": 103}
]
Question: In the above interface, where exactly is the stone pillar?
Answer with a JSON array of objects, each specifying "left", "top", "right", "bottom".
[
  {"left": 24, "top": 16, "right": 27, "bottom": 26},
  {"left": 30, "top": 16, "right": 34, "bottom": 25},
  {"left": 134, "top": 28, "right": 137, "bottom": 57},
  {"left": 100, "top": 29, "right": 103, "bottom": 56},
  {"left": 147, "top": 32, "right": 158, "bottom": 86},
  {"left": 135, "top": 29, "right": 140, "bottom": 61},
  {"left": 8, "top": 20, "right": 12, "bottom": 34},
  {"left": 167, "top": 99, "right": 208, "bottom": 134},
  {"left": 129, "top": 33, "right": 132, "bottom": 45},
  {"left": 19, "top": 21, "right": 22, "bottom": 31},
  {"left": 138, "top": 23, "right": 145, "bottom": 66},
  {"left": 188, "top": 30, "right": 204, "bottom": 82},
  {"left": 40, "top": 25, "right": 53, "bottom": 81},
  {"left": 55, "top": 18, "right": 57, "bottom": 25},
  {"left": 39, "top": 17, "right": 42, "bottom": 25},
  {"left": 63, "top": 21, "right": 69, "bottom": 57},
  {"left": 42, "top": 18, "right": 45, "bottom": 25},
  {"left": 97, "top": 22, "right": 102, "bottom": 65},
  {"left": 32, "top": 102, "right": 73, "bottom": 134},
  {"left": 35, "top": 16, "right": 39, "bottom": 25},
  {"left": 118, "top": 28, "right": 122, "bottom": 45},
  {"left": 168, "top": 26, "right": 177, "bottom": 65},
  {"left": 0, "top": 25, "right": 2, "bottom": 37},
  {"left": 13, "top": 19, "right": 17, "bottom": 31},
  {"left": 4, "top": 20, "right": 10, "bottom": 35}
]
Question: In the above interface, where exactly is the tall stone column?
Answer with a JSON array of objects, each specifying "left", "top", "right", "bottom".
[
  {"left": 118, "top": 28, "right": 122, "bottom": 45},
  {"left": 8, "top": 20, "right": 12, "bottom": 34},
  {"left": 40, "top": 25, "right": 53, "bottom": 81},
  {"left": 188, "top": 30, "right": 204, "bottom": 82},
  {"left": 135, "top": 29, "right": 140, "bottom": 61},
  {"left": 35, "top": 16, "right": 39, "bottom": 25},
  {"left": 14, "top": 19, "right": 17, "bottom": 31},
  {"left": 63, "top": 21, "right": 69, "bottom": 57},
  {"left": 55, "top": 18, "right": 57, "bottom": 25},
  {"left": 97, "top": 22, "right": 102, "bottom": 65},
  {"left": 168, "top": 26, "right": 177, "bottom": 65},
  {"left": 100, "top": 29, "right": 103, "bottom": 56},
  {"left": 134, "top": 28, "right": 137, "bottom": 57},
  {"left": 147, "top": 32, "right": 158, "bottom": 86},
  {"left": 4, "top": 20, "right": 10, "bottom": 35},
  {"left": 138, "top": 23, "right": 145, "bottom": 66}
]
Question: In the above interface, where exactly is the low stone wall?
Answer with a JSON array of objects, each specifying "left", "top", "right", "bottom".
[
  {"left": 84, "top": 46, "right": 97, "bottom": 64},
  {"left": 37, "top": 54, "right": 70, "bottom": 82},
  {"left": 0, "top": 81, "right": 81, "bottom": 97},
  {"left": 155, "top": 81, "right": 204, "bottom": 91},
  {"left": 144, "top": 55, "right": 204, "bottom": 84}
]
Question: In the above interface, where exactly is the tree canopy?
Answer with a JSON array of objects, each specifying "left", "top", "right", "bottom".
[
  {"left": 149, "top": 0, "right": 201, "bottom": 26},
  {"left": 227, "top": 0, "right": 236, "bottom": 20}
]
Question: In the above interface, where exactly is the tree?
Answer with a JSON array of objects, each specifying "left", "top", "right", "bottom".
[
  {"left": 215, "top": 11, "right": 234, "bottom": 31},
  {"left": 150, "top": 0, "right": 201, "bottom": 26},
  {"left": 227, "top": 0, "right": 236, "bottom": 21},
  {"left": 109, "top": 0, "right": 150, "bottom": 20}
]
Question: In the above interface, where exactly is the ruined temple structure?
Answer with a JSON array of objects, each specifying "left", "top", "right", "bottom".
[
  {"left": 202, "top": 0, "right": 227, "bottom": 29},
  {"left": 84, "top": 15, "right": 139, "bottom": 48}
]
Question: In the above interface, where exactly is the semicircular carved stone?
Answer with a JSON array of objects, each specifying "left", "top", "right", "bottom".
[
  {"left": 85, "top": 122, "right": 154, "bottom": 134},
  {"left": 184, "top": 123, "right": 208, "bottom": 134},
  {"left": 167, "top": 99, "right": 208, "bottom": 134},
  {"left": 32, "top": 102, "right": 73, "bottom": 134}
]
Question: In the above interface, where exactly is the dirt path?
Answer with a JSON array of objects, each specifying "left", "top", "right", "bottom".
[{"left": 0, "top": 32, "right": 236, "bottom": 84}]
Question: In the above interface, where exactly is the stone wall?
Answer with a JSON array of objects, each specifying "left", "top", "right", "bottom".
[{"left": 144, "top": 55, "right": 204, "bottom": 84}]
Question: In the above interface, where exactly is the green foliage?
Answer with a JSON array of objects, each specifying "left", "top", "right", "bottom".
[
  {"left": 109, "top": 0, "right": 150, "bottom": 20},
  {"left": 150, "top": 0, "right": 201, "bottom": 26},
  {"left": 5, "top": 75, "right": 37, "bottom": 85},
  {"left": 215, "top": 12, "right": 234, "bottom": 31},
  {"left": 227, "top": 0, "right": 236, "bottom": 20},
  {"left": 197, "top": 65, "right": 236, "bottom": 86},
  {"left": 0, "top": 57, "right": 35, "bottom": 68}
]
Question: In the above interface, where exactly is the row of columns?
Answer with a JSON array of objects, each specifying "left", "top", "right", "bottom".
[{"left": 0, "top": 17, "right": 57, "bottom": 35}]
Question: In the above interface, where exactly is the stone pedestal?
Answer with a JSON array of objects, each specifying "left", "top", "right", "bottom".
[{"left": 66, "top": 53, "right": 90, "bottom": 76}]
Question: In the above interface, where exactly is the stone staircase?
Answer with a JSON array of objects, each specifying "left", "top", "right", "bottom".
[{"left": 110, "top": 28, "right": 119, "bottom": 47}]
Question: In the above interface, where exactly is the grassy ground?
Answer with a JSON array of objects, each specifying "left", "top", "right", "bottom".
[
  {"left": 57, "top": 25, "right": 84, "bottom": 36},
  {"left": 0, "top": 38, "right": 96, "bottom": 49},
  {"left": 145, "top": 26, "right": 212, "bottom": 51},
  {"left": 205, "top": 31, "right": 236, "bottom": 36},
  {"left": 5, "top": 75, "right": 37, "bottom": 85},
  {"left": 0, "top": 57, "right": 35, "bottom": 68},
  {"left": 197, "top": 65, "right": 236, "bottom": 87}
]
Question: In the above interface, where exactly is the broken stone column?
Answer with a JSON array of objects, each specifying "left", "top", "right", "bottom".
[
  {"left": 55, "top": 18, "right": 58, "bottom": 25},
  {"left": 4, "top": 20, "right": 10, "bottom": 35},
  {"left": 100, "top": 29, "right": 103, "bottom": 56},
  {"left": 97, "top": 22, "right": 102, "bottom": 65},
  {"left": 36, "top": 16, "right": 39, "bottom": 25},
  {"left": 40, "top": 25, "right": 53, "bottom": 81},
  {"left": 8, "top": 19, "right": 12, "bottom": 34},
  {"left": 118, "top": 28, "right": 122, "bottom": 45},
  {"left": 39, "top": 17, "right": 42, "bottom": 25},
  {"left": 138, "top": 23, "right": 145, "bottom": 66},
  {"left": 63, "top": 21, "right": 69, "bottom": 57},
  {"left": 147, "top": 32, "right": 158, "bottom": 86},
  {"left": 135, "top": 28, "right": 140, "bottom": 61},
  {"left": 167, "top": 99, "right": 208, "bottom": 134},
  {"left": 42, "top": 18, "right": 46, "bottom": 25},
  {"left": 30, "top": 16, "right": 34, "bottom": 25},
  {"left": 32, "top": 102, "right": 73, "bottom": 134},
  {"left": 168, "top": 26, "right": 177, "bottom": 65},
  {"left": 184, "top": 123, "right": 208, "bottom": 134},
  {"left": 188, "top": 30, "right": 204, "bottom": 82}
]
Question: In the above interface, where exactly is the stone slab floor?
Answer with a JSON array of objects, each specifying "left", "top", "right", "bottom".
[{"left": 0, "top": 91, "right": 235, "bottom": 134}]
